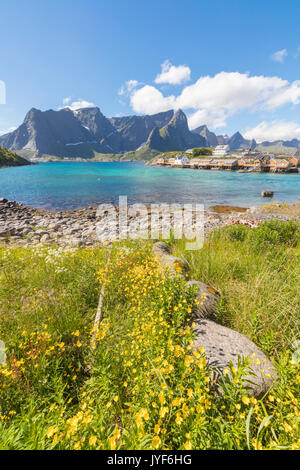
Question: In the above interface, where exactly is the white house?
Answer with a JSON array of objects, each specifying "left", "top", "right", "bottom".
[
  {"left": 212, "top": 145, "right": 230, "bottom": 157},
  {"left": 174, "top": 154, "right": 190, "bottom": 165}
]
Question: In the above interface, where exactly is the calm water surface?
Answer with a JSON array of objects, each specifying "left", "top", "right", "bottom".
[{"left": 0, "top": 162, "right": 299, "bottom": 210}]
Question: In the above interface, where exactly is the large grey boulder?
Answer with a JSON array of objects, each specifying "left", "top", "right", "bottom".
[
  {"left": 152, "top": 242, "right": 189, "bottom": 278},
  {"left": 192, "top": 319, "right": 277, "bottom": 397},
  {"left": 152, "top": 241, "right": 171, "bottom": 256},
  {"left": 158, "top": 255, "right": 190, "bottom": 278},
  {"left": 186, "top": 280, "right": 220, "bottom": 319}
]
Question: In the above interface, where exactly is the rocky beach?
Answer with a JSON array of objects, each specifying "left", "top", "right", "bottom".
[{"left": 1, "top": 197, "right": 299, "bottom": 248}]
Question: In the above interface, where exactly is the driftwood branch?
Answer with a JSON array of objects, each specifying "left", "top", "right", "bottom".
[{"left": 90, "top": 253, "right": 111, "bottom": 350}]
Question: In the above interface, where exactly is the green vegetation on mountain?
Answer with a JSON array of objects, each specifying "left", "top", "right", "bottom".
[
  {"left": 256, "top": 143, "right": 298, "bottom": 155},
  {"left": 121, "top": 146, "right": 160, "bottom": 161},
  {"left": 0, "top": 146, "right": 31, "bottom": 168},
  {"left": 192, "top": 147, "right": 213, "bottom": 157}
]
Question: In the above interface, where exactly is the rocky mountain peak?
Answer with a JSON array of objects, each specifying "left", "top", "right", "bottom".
[{"left": 170, "top": 109, "right": 188, "bottom": 129}]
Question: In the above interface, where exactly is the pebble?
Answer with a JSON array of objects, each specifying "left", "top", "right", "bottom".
[{"left": 0, "top": 198, "right": 299, "bottom": 248}]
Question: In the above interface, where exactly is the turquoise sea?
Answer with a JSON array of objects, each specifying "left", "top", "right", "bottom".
[{"left": 0, "top": 161, "right": 299, "bottom": 211}]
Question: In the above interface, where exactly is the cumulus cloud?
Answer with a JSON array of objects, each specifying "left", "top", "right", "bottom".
[
  {"left": 187, "top": 109, "right": 227, "bottom": 130},
  {"left": 60, "top": 98, "right": 96, "bottom": 111},
  {"left": 271, "top": 49, "right": 288, "bottom": 63},
  {"left": 294, "top": 46, "right": 300, "bottom": 58},
  {"left": 63, "top": 96, "right": 72, "bottom": 105},
  {"left": 0, "top": 80, "right": 6, "bottom": 104},
  {"left": 0, "top": 126, "right": 17, "bottom": 136},
  {"left": 129, "top": 71, "right": 300, "bottom": 129},
  {"left": 118, "top": 80, "right": 140, "bottom": 96},
  {"left": 154, "top": 60, "right": 191, "bottom": 85},
  {"left": 244, "top": 120, "right": 300, "bottom": 142},
  {"left": 130, "top": 85, "right": 176, "bottom": 114}
]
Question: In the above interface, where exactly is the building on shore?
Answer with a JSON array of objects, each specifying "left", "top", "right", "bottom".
[
  {"left": 269, "top": 158, "right": 293, "bottom": 171},
  {"left": 188, "top": 158, "right": 201, "bottom": 168},
  {"left": 238, "top": 154, "right": 270, "bottom": 170},
  {"left": 211, "top": 158, "right": 238, "bottom": 169},
  {"left": 239, "top": 148, "right": 260, "bottom": 158},
  {"left": 197, "top": 159, "right": 214, "bottom": 169},
  {"left": 156, "top": 156, "right": 168, "bottom": 166},
  {"left": 212, "top": 145, "right": 230, "bottom": 157},
  {"left": 290, "top": 156, "right": 300, "bottom": 167},
  {"left": 174, "top": 154, "right": 190, "bottom": 166}
]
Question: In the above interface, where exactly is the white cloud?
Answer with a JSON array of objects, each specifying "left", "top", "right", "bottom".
[
  {"left": 187, "top": 109, "right": 227, "bottom": 130},
  {"left": 128, "top": 71, "right": 300, "bottom": 129},
  {"left": 244, "top": 120, "right": 300, "bottom": 142},
  {"left": 118, "top": 80, "right": 140, "bottom": 96},
  {"left": 271, "top": 49, "right": 288, "bottom": 63},
  {"left": 63, "top": 96, "right": 72, "bottom": 105},
  {"left": 294, "top": 46, "right": 300, "bottom": 58},
  {"left": 155, "top": 60, "right": 191, "bottom": 85},
  {"left": 0, "top": 80, "right": 6, "bottom": 104},
  {"left": 60, "top": 98, "right": 96, "bottom": 111},
  {"left": 130, "top": 85, "right": 176, "bottom": 114},
  {"left": 0, "top": 126, "right": 17, "bottom": 136}
]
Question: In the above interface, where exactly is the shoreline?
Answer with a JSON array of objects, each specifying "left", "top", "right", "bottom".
[
  {"left": 149, "top": 162, "right": 300, "bottom": 174},
  {"left": 1, "top": 198, "right": 299, "bottom": 248}
]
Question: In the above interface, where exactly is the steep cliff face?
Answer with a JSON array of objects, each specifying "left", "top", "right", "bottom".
[
  {"left": 0, "top": 107, "right": 175, "bottom": 157},
  {"left": 227, "top": 132, "right": 256, "bottom": 151},
  {"left": 192, "top": 125, "right": 218, "bottom": 147},
  {"left": 109, "top": 110, "right": 174, "bottom": 152},
  {"left": 148, "top": 109, "right": 206, "bottom": 152},
  {"left": 0, "top": 105, "right": 263, "bottom": 159},
  {"left": 0, "top": 108, "right": 94, "bottom": 155}
]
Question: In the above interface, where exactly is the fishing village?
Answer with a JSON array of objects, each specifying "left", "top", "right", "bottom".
[{"left": 151, "top": 145, "right": 300, "bottom": 173}]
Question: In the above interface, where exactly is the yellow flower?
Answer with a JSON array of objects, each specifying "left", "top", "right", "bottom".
[
  {"left": 113, "top": 427, "right": 121, "bottom": 439},
  {"left": 184, "top": 355, "right": 194, "bottom": 368},
  {"left": 184, "top": 440, "right": 192, "bottom": 450},
  {"left": 154, "top": 424, "right": 160, "bottom": 434},
  {"left": 242, "top": 396, "right": 250, "bottom": 406},
  {"left": 283, "top": 423, "right": 293, "bottom": 433},
  {"left": 175, "top": 414, "right": 183, "bottom": 425},
  {"left": 89, "top": 435, "right": 97, "bottom": 447},
  {"left": 159, "top": 406, "right": 169, "bottom": 418},
  {"left": 152, "top": 435, "right": 161, "bottom": 449},
  {"left": 46, "top": 426, "right": 58, "bottom": 439},
  {"left": 109, "top": 437, "right": 117, "bottom": 450}
]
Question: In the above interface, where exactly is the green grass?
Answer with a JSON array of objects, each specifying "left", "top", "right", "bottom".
[
  {"left": 172, "top": 220, "right": 300, "bottom": 356},
  {"left": 0, "top": 221, "right": 299, "bottom": 450}
]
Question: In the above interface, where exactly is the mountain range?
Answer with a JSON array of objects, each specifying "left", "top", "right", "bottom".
[{"left": 0, "top": 106, "right": 299, "bottom": 160}]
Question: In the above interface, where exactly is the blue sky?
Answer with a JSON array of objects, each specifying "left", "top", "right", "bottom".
[{"left": 1, "top": 0, "right": 300, "bottom": 141}]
